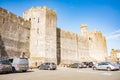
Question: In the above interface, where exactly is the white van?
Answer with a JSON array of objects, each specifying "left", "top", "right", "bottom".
[{"left": 9, "top": 58, "right": 29, "bottom": 72}]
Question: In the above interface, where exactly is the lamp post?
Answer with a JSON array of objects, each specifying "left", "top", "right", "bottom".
[{"left": 117, "top": 53, "right": 120, "bottom": 63}]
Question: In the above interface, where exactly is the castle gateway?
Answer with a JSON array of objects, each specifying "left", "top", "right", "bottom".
[{"left": 0, "top": 6, "right": 107, "bottom": 66}]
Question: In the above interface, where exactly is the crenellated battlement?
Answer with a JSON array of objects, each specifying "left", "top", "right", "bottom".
[
  {"left": 0, "top": 7, "right": 30, "bottom": 29},
  {"left": 60, "top": 28, "right": 77, "bottom": 40},
  {"left": 24, "top": 6, "right": 56, "bottom": 16}
]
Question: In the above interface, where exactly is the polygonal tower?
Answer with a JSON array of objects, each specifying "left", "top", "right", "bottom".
[{"left": 23, "top": 6, "right": 57, "bottom": 65}]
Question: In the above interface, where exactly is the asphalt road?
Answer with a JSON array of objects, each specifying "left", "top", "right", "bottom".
[{"left": 0, "top": 67, "right": 120, "bottom": 80}]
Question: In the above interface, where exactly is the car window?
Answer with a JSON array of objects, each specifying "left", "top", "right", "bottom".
[
  {"left": 9, "top": 59, "right": 13, "bottom": 63},
  {"left": 98, "top": 63, "right": 102, "bottom": 65},
  {"left": 1, "top": 60, "right": 10, "bottom": 64},
  {"left": 52, "top": 63, "right": 55, "bottom": 65}
]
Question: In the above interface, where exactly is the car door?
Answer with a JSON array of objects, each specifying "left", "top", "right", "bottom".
[
  {"left": 41, "top": 63, "right": 45, "bottom": 69},
  {"left": 97, "top": 63, "right": 104, "bottom": 69},
  {"left": 100, "top": 63, "right": 107, "bottom": 70}
]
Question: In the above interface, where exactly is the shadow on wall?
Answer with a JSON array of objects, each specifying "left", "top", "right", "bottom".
[
  {"left": 57, "top": 28, "right": 61, "bottom": 65},
  {"left": 0, "top": 34, "right": 8, "bottom": 60}
]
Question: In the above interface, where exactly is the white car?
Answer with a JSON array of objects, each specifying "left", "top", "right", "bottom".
[
  {"left": 93, "top": 62, "right": 119, "bottom": 71},
  {"left": 9, "top": 58, "right": 29, "bottom": 72}
]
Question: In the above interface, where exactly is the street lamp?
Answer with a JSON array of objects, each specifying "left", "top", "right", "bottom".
[{"left": 117, "top": 53, "right": 120, "bottom": 63}]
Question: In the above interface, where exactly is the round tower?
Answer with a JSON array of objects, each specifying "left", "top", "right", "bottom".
[{"left": 80, "top": 24, "right": 88, "bottom": 35}]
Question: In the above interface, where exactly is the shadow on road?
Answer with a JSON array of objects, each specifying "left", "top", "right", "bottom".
[{"left": 0, "top": 70, "right": 34, "bottom": 75}]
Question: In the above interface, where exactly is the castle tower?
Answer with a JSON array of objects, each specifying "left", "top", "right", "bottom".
[
  {"left": 80, "top": 24, "right": 88, "bottom": 35},
  {"left": 23, "top": 6, "right": 57, "bottom": 64}
]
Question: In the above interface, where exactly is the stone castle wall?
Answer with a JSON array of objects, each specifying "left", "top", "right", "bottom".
[
  {"left": 45, "top": 7, "right": 57, "bottom": 62},
  {"left": 88, "top": 31, "right": 107, "bottom": 62},
  {"left": 0, "top": 7, "right": 30, "bottom": 59},
  {"left": 0, "top": 6, "right": 108, "bottom": 66},
  {"left": 57, "top": 29, "right": 78, "bottom": 65},
  {"left": 77, "top": 35, "right": 90, "bottom": 62}
]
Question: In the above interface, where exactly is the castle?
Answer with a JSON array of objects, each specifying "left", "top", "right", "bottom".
[{"left": 0, "top": 6, "right": 107, "bottom": 66}]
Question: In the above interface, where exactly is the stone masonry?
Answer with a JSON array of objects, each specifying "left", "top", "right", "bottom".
[{"left": 0, "top": 7, "right": 30, "bottom": 59}]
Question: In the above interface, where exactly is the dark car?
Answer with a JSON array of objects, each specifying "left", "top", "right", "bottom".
[
  {"left": 69, "top": 63, "right": 83, "bottom": 68},
  {"left": 39, "top": 62, "right": 57, "bottom": 70},
  {"left": 88, "top": 62, "right": 94, "bottom": 68},
  {"left": 0, "top": 60, "right": 13, "bottom": 73}
]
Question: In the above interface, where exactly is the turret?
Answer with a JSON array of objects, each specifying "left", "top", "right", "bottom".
[{"left": 80, "top": 24, "right": 88, "bottom": 35}]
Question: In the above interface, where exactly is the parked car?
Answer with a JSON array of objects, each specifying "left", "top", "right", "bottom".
[
  {"left": 9, "top": 58, "right": 29, "bottom": 72},
  {"left": 82, "top": 62, "right": 95, "bottom": 68},
  {"left": 69, "top": 63, "right": 83, "bottom": 68},
  {"left": 112, "top": 62, "right": 120, "bottom": 70},
  {"left": 93, "top": 62, "right": 119, "bottom": 71},
  {"left": 0, "top": 59, "right": 13, "bottom": 73},
  {"left": 88, "top": 62, "right": 95, "bottom": 68},
  {"left": 38, "top": 62, "right": 57, "bottom": 70},
  {"left": 82, "top": 62, "right": 88, "bottom": 68}
]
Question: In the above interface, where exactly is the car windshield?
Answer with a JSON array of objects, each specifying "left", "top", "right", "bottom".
[{"left": 0, "top": 61, "right": 2, "bottom": 64}]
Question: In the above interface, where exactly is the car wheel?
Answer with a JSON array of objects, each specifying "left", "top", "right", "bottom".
[
  {"left": 22, "top": 70, "right": 27, "bottom": 72},
  {"left": 107, "top": 67, "right": 111, "bottom": 71},
  {"left": 93, "top": 67, "right": 97, "bottom": 70},
  {"left": 48, "top": 67, "right": 51, "bottom": 70},
  {"left": 39, "top": 66, "right": 42, "bottom": 70},
  {"left": 77, "top": 66, "right": 80, "bottom": 68},
  {"left": 12, "top": 67, "right": 16, "bottom": 73}
]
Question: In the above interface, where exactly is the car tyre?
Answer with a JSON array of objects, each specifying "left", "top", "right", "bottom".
[
  {"left": 107, "top": 67, "right": 111, "bottom": 71},
  {"left": 93, "top": 67, "right": 97, "bottom": 70},
  {"left": 22, "top": 70, "right": 27, "bottom": 72},
  {"left": 48, "top": 67, "right": 51, "bottom": 70},
  {"left": 39, "top": 66, "right": 42, "bottom": 70},
  {"left": 12, "top": 67, "right": 16, "bottom": 73}
]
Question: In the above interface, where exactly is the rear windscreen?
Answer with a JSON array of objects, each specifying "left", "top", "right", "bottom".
[{"left": 19, "top": 58, "right": 28, "bottom": 64}]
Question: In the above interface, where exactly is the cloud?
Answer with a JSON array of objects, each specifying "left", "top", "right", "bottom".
[{"left": 106, "top": 29, "right": 120, "bottom": 40}]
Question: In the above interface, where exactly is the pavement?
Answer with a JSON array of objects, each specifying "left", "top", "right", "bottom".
[{"left": 0, "top": 67, "right": 120, "bottom": 80}]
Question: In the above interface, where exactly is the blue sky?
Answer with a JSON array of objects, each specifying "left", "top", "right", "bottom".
[{"left": 0, "top": 0, "right": 120, "bottom": 55}]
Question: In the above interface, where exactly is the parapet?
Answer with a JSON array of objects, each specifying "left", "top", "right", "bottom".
[
  {"left": 0, "top": 7, "right": 30, "bottom": 29},
  {"left": 24, "top": 6, "right": 56, "bottom": 15},
  {"left": 59, "top": 28, "right": 77, "bottom": 40},
  {"left": 0, "top": 7, "right": 9, "bottom": 15},
  {"left": 80, "top": 24, "right": 88, "bottom": 28}
]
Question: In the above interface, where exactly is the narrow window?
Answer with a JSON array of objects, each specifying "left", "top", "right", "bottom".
[
  {"left": 3, "top": 18, "right": 5, "bottom": 24},
  {"left": 37, "top": 28, "right": 39, "bottom": 34},
  {"left": 89, "top": 37, "right": 92, "bottom": 40},
  {"left": 38, "top": 18, "right": 39, "bottom": 23},
  {"left": 29, "top": 18, "right": 31, "bottom": 21}
]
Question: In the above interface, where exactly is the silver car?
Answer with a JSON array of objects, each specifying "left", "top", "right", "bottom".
[
  {"left": 39, "top": 62, "right": 57, "bottom": 70},
  {"left": 0, "top": 60, "right": 12, "bottom": 73},
  {"left": 93, "top": 62, "right": 119, "bottom": 71}
]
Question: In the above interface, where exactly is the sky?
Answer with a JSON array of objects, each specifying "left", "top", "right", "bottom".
[{"left": 0, "top": 0, "right": 120, "bottom": 55}]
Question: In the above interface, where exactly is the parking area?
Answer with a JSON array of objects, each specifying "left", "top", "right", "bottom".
[{"left": 0, "top": 67, "right": 120, "bottom": 80}]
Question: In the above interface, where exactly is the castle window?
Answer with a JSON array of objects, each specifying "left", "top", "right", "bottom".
[
  {"left": 37, "top": 28, "right": 39, "bottom": 34},
  {"left": 29, "top": 18, "right": 31, "bottom": 21},
  {"left": 3, "top": 18, "right": 5, "bottom": 24},
  {"left": 38, "top": 18, "right": 39, "bottom": 23},
  {"left": 89, "top": 37, "right": 92, "bottom": 40}
]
